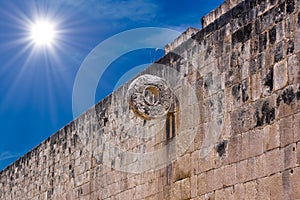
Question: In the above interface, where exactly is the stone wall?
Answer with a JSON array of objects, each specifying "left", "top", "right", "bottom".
[{"left": 1, "top": 0, "right": 300, "bottom": 199}]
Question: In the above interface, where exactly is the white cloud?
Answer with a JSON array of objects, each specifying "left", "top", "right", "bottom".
[
  {"left": 57, "top": 0, "right": 159, "bottom": 22},
  {"left": 0, "top": 151, "right": 20, "bottom": 162}
]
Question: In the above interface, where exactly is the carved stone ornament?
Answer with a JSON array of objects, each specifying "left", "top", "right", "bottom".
[{"left": 128, "top": 74, "right": 174, "bottom": 120}]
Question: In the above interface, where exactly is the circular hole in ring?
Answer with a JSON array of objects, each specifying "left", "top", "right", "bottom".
[
  {"left": 290, "top": 169, "right": 294, "bottom": 174},
  {"left": 144, "top": 86, "right": 160, "bottom": 106}
]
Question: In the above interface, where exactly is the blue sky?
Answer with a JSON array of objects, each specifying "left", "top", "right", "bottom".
[{"left": 0, "top": 0, "right": 223, "bottom": 170}]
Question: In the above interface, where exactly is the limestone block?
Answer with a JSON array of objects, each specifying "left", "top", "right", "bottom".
[
  {"left": 227, "top": 134, "right": 242, "bottom": 163},
  {"left": 294, "top": 112, "right": 300, "bottom": 142},
  {"left": 197, "top": 173, "right": 207, "bottom": 196},
  {"left": 236, "top": 160, "right": 247, "bottom": 183},
  {"left": 190, "top": 175, "right": 198, "bottom": 198},
  {"left": 233, "top": 183, "right": 245, "bottom": 200},
  {"left": 205, "top": 170, "right": 214, "bottom": 193},
  {"left": 244, "top": 180, "right": 257, "bottom": 200},
  {"left": 291, "top": 167, "right": 300, "bottom": 199},
  {"left": 223, "top": 163, "right": 236, "bottom": 187},
  {"left": 248, "top": 129, "right": 264, "bottom": 158},
  {"left": 274, "top": 61, "right": 288, "bottom": 91},
  {"left": 251, "top": 72, "right": 262, "bottom": 101},
  {"left": 266, "top": 148, "right": 284, "bottom": 176},
  {"left": 263, "top": 122, "right": 280, "bottom": 151},
  {"left": 282, "top": 143, "right": 297, "bottom": 170},
  {"left": 287, "top": 53, "right": 300, "bottom": 84},
  {"left": 279, "top": 116, "right": 294, "bottom": 147},
  {"left": 213, "top": 167, "right": 224, "bottom": 190},
  {"left": 257, "top": 177, "right": 270, "bottom": 200},
  {"left": 269, "top": 173, "right": 283, "bottom": 200}
]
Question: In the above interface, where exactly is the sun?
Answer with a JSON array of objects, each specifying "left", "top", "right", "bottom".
[{"left": 30, "top": 21, "right": 56, "bottom": 46}]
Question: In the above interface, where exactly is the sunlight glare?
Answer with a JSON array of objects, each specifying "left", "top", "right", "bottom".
[{"left": 31, "top": 21, "right": 56, "bottom": 46}]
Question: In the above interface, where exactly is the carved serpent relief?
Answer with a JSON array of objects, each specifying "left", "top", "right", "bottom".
[{"left": 128, "top": 74, "right": 175, "bottom": 120}]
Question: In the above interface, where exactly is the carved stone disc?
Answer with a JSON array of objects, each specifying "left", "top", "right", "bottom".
[{"left": 128, "top": 74, "right": 174, "bottom": 120}]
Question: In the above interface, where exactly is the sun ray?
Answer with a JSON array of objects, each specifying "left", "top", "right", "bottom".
[{"left": 0, "top": 0, "right": 88, "bottom": 112}]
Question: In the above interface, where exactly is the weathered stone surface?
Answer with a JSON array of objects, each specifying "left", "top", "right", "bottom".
[
  {"left": 291, "top": 167, "right": 300, "bottom": 199},
  {"left": 274, "top": 61, "right": 288, "bottom": 91},
  {"left": 279, "top": 116, "right": 294, "bottom": 147},
  {"left": 266, "top": 148, "right": 284, "bottom": 176},
  {"left": 1, "top": 0, "right": 300, "bottom": 199},
  {"left": 127, "top": 74, "right": 175, "bottom": 120},
  {"left": 294, "top": 112, "right": 300, "bottom": 142},
  {"left": 263, "top": 122, "right": 280, "bottom": 151},
  {"left": 287, "top": 53, "right": 300, "bottom": 84},
  {"left": 257, "top": 177, "right": 270, "bottom": 200},
  {"left": 233, "top": 183, "right": 244, "bottom": 200},
  {"left": 270, "top": 173, "right": 283, "bottom": 199}
]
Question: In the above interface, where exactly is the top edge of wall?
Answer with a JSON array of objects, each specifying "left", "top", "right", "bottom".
[{"left": 201, "top": 0, "right": 244, "bottom": 28}]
